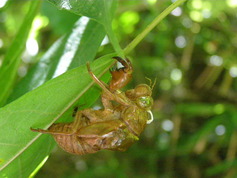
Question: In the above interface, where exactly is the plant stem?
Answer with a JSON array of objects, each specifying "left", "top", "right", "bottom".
[
  {"left": 124, "top": 0, "right": 187, "bottom": 55},
  {"left": 105, "top": 25, "right": 125, "bottom": 59}
]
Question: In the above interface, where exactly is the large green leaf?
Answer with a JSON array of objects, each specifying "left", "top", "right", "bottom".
[
  {"left": 0, "top": 56, "right": 115, "bottom": 176},
  {"left": 8, "top": 17, "right": 105, "bottom": 103},
  {"left": 1, "top": 16, "right": 107, "bottom": 176},
  {"left": 0, "top": 1, "right": 41, "bottom": 107},
  {"left": 47, "top": 0, "right": 124, "bottom": 58}
]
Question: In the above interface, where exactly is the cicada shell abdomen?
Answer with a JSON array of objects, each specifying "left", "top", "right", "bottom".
[
  {"left": 51, "top": 126, "right": 99, "bottom": 155},
  {"left": 33, "top": 119, "right": 99, "bottom": 155}
]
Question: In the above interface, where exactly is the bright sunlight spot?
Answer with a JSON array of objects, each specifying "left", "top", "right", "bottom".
[
  {"left": 147, "top": 0, "right": 157, "bottom": 5},
  {"left": 30, "top": 15, "right": 49, "bottom": 39},
  {"left": 209, "top": 55, "right": 223, "bottom": 66},
  {"left": 171, "top": 68, "right": 182, "bottom": 82},
  {"left": 227, "top": 0, "right": 237, "bottom": 7},
  {"left": 0, "top": 0, "right": 8, "bottom": 8},
  {"left": 202, "top": 9, "right": 211, "bottom": 18},
  {"left": 162, "top": 120, "right": 174, "bottom": 132},
  {"left": 229, "top": 66, "right": 237, "bottom": 77},
  {"left": 215, "top": 125, "right": 226, "bottom": 136},
  {"left": 190, "top": 11, "right": 203, "bottom": 22},
  {"left": 119, "top": 11, "right": 140, "bottom": 34},
  {"left": 191, "top": 0, "right": 203, "bottom": 10},
  {"left": 34, "top": 16, "right": 49, "bottom": 29},
  {"left": 175, "top": 35, "right": 186, "bottom": 48},
  {"left": 26, "top": 38, "right": 39, "bottom": 56},
  {"left": 171, "top": 7, "right": 182, "bottom": 16}
]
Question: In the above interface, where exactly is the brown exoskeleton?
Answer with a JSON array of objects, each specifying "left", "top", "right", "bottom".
[{"left": 31, "top": 57, "right": 154, "bottom": 155}]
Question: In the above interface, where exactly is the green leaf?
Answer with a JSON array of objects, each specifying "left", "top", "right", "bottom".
[
  {"left": 0, "top": 1, "right": 41, "bottom": 107},
  {"left": 8, "top": 17, "right": 105, "bottom": 103},
  {"left": 47, "top": 0, "right": 116, "bottom": 23},
  {"left": 47, "top": 0, "right": 124, "bottom": 58},
  {"left": 0, "top": 56, "right": 115, "bottom": 176},
  {"left": 1, "top": 16, "right": 107, "bottom": 176},
  {"left": 175, "top": 103, "right": 226, "bottom": 117},
  {"left": 0, "top": 135, "right": 55, "bottom": 178},
  {"left": 205, "top": 159, "right": 237, "bottom": 176}
]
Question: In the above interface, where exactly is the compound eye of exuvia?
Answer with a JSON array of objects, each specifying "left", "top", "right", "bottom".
[{"left": 138, "top": 96, "right": 152, "bottom": 108}]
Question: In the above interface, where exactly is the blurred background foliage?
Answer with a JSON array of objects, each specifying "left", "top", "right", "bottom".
[{"left": 0, "top": 0, "right": 237, "bottom": 177}]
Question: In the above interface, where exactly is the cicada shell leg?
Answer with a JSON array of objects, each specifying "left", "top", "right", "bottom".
[
  {"left": 109, "top": 57, "right": 133, "bottom": 91},
  {"left": 71, "top": 111, "right": 87, "bottom": 131},
  {"left": 86, "top": 62, "right": 114, "bottom": 99},
  {"left": 86, "top": 59, "right": 132, "bottom": 109},
  {"left": 30, "top": 127, "right": 73, "bottom": 135}
]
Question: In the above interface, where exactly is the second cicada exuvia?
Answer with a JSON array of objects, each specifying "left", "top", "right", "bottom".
[{"left": 31, "top": 57, "right": 154, "bottom": 155}]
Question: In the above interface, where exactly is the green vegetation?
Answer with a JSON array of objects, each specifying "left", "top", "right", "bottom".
[{"left": 0, "top": 0, "right": 236, "bottom": 177}]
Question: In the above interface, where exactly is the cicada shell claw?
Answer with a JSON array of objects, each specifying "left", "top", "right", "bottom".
[{"left": 109, "top": 57, "right": 133, "bottom": 91}]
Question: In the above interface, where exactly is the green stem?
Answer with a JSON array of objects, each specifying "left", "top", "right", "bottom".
[
  {"left": 124, "top": 0, "right": 187, "bottom": 55},
  {"left": 105, "top": 25, "right": 125, "bottom": 58}
]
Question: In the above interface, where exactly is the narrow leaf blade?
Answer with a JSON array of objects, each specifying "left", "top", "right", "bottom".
[
  {"left": 0, "top": 1, "right": 41, "bottom": 106},
  {"left": 8, "top": 17, "right": 105, "bottom": 103}
]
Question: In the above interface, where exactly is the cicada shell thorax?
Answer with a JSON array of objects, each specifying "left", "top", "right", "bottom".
[
  {"left": 121, "top": 84, "right": 153, "bottom": 135},
  {"left": 121, "top": 103, "right": 153, "bottom": 136}
]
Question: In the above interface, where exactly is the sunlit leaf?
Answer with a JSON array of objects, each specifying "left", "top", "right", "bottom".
[
  {"left": 47, "top": 0, "right": 124, "bottom": 59},
  {"left": 8, "top": 17, "right": 105, "bottom": 103},
  {"left": 47, "top": 0, "right": 116, "bottom": 25}
]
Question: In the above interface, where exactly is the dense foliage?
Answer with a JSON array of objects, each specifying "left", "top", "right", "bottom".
[{"left": 0, "top": 0, "right": 237, "bottom": 177}]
